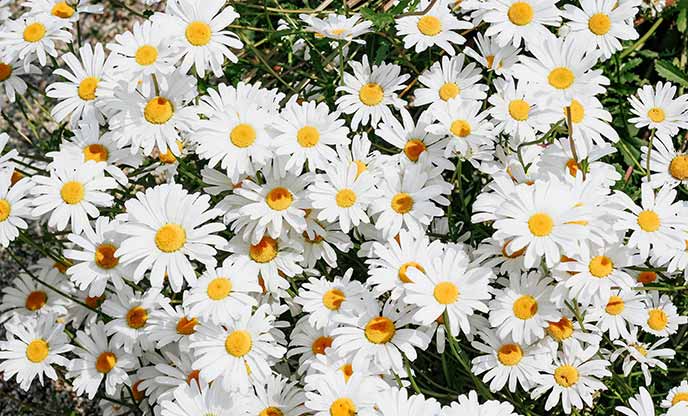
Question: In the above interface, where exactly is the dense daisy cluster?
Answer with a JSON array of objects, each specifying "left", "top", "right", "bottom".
[{"left": 0, "top": 0, "right": 686, "bottom": 415}]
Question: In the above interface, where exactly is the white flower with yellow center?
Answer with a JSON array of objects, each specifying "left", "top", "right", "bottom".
[
  {"left": 482, "top": 0, "right": 561, "bottom": 47},
  {"left": 512, "top": 35, "right": 608, "bottom": 106},
  {"left": 288, "top": 317, "right": 337, "bottom": 375},
  {"left": 101, "top": 286, "right": 161, "bottom": 353},
  {"left": 183, "top": 262, "right": 261, "bottom": 324},
  {"left": 294, "top": 269, "right": 368, "bottom": 331},
  {"left": 643, "top": 135, "right": 688, "bottom": 189},
  {"left": 473, "top": 237, "right": 529, "bottom": 279},
  {"left": 304, "top": 368, "right": 379, "bottom": 416},
  {"left": 245, "top": 374, "right": 308, "bottom": 416},
  {"left": 63, "top": 217, "right": 131, "bottom": 297},
  {"left": 375, "top": 387, "right": 441, "bottom": 416},
  {"left": 190, "top": 304, "right": 286, "bottom": 393},
  {"left": 273, "top": 98, "right": 350, "bottom": 175},
  {"left": 427, "top": 98, "right": 495, "bottom": 158},
  {"left": 46, "top": 43, "right": 111, "bottom": 127},
  {"left": 563, "top": 0, "right": 639, "bottom": 59},
  {"left": 584, "top": 290, "right": 647, "bottom": 340},
  {"left": 465, "top": 32, "right": 521, "bottom": 77},
  {"left": 611, "top": 327, "right": 675, "bottom": 386},
  {"left": 31, "top": 160, "right": 117, "bottom": 234},
  {"left": 0, "top": 168, "right": 31, "bottom": 247},
  {"left": 531, "top": 340, "right": 610, "bottom": 414},
  {"left": 331, "top": 299, "right": 431, "bottom": 373},
  {"left": 336, "top": 55, "right": 410, "bottom": 130},
  {"left": 22, "top": 0, "right": 103, "bottom": 22},
  {"left": 662, "top": 380, "right": 688, "bottom": 410},
  {"left": 0, "top": 267, "right": 69, "bottom": 321},
  {"left": 0, "top": 58, "right": 38, "bottom": 103},
  {"left": 145, "top": 301, "right": 199, "bottom": 350},
  {"left": 107, "top": 71, "right": 198, "bottom": 157},
  {"left": 611, "top": 183, "right": 688, "bottom": 260},
  {"left": 0, "top": 315, "right": 72, "bottom": 390},
  {"left": 616, "top": 387, "right": 657, "bottom": 416},
  {"left": 152, "top": 0, "right": 243, "bottom": 77},
  {"left": 299, "top": 13, "right": 372, "bottom": 43},
  {"left": 66, "top": 322, "right": 136, "bottom": 399},
  {"left": 443, "top": 390, "right": 520, "bottom": 416},
  {"left": 395, "top": 0, "right": 473, "bottom": 55},
  {"left": 414, "top": 54, "right": 487, "bottom": 111},
  {"left": 404, "top": 244, "right": 493, "bottom": 335},
  {"left": 116, "top": 183, "right": 227, "bottom": 292},
  {"left": 0, "top": 15, "right": 71, "bottom": 70},
  {"left": 641, "top": 292, "right": 687, "bottom": 337},
  {"left": 160, "top": 378, "right": 245, "bottom": 416},
  {"left": 629, "top": 82, "right": 688, "bottom": 139}
]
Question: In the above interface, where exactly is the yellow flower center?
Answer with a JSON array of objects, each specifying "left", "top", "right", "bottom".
[
  {"left": 26, "top": 339, "right": 49, "bottom": 363},
  {"left": 339, "top": 363, "right": 354, "bottom": 382},
  {"left": 359, "top": 83, "right": 384, "bottom": 106},
  {"left": 176, "top": 316, "right": 198, "bottom": 335},
  {"left": 260, "top": 407, "right": 285, "bottom": 416},
  {"left": 450, "top": 119, "right": 472, "bottom": 137},
  {"left": 672, "top": 393, "right": 688, "bottom": 406},
  {"left": 126, "top": 306, "right": 148, "bottom": 329},
  {"left": 225, "top": 330, "right": 252, "bottom": 357},
  {"left": 669, "top": 155, "right": 688, "bottom": 180},
  {"left": 311, "top": 336, "right": 333, "bottom": 355},
  {"left": 135, "top": 45, "right": 158, "bottom": 66},
  {"left": 155, "top": 223, "right": 186, "bottom": 253},
  {"left": 207, "top": 277, "right": 232, "bottom": 300},
  {"left": 433, "top": 281, "right": 459, "bottom": 304},
  {"left": 230, "top": 123, "right": 256, "bottom": 148},
  {"left": 547, "top": 317, "right": 574, "bottom": 341},
  {"left": 0, "top": 63, "right": 12, "bottom": 81},
  {"left": 637, "top": 271, "right": 657, "bottom": 284},
  {"left": 398, "top": 261, "right": 424, "bottom": 283},
  {"left": 336, "top": 189, "right": 357, "bottom": 208},
  {"left": 501, "top": 240, "right": 526, "bottom": 258},
  {"left": 364, "top": 316, "right": 396, "bottom": 344},
  {"left": 605, "top": 296, "right": 625, "bottom": 315},
  {"left": 96, "top": 352, "right": 117, "bottom": 373},
  {"left": 513, "top": 295, "right": 538, "bottom": 320},
  {"left": 0, "top": 199, "right": 10, "bottom": 221},
  {"left": 589, "top": 255, "right": 613, "bottom": 278},
  {"left": 567, "top": 100, "right": 585, "bottom": 123},
  {"left": 77, "top": 76, "right": 98, "bottom": 101},
  {"left": 144, "top": 96, "right": 174, "bottom": 125},
  {"left": 647, "top": 107, "right": 666, "bottom": 123},
  {"left": 403, "top": 139, "right": 426, "bottom": 162},
  {"left": 486, "top": 54, "right": 496, "bottom": 69},
  {"left": 330, "top": 398, "right": 356, "bottom": 416},
  {"left": 83, "top": 143, "right": 109, "bottom": 162},
  {"left": 647, "top": 308, "right": 668, "bottom": 331},
  {"left": 329, "top": 28, "right": 347, "bottom": 36},
  {"left": 60, "top": 181, "right": 84, "bottom": 205},
  {"left": 632, "top": 343, "right": 648, "bottom": 356},
  {"left": 554, "top": 365, "right": 579, "bottom": 387},
  {"left": 266, "top": 187, "right": 293, "bottom": 211},
  {"left": 508, "top": 99, "right": 530, "bottom": 121},
  {"left": 94, "top": 243, "right": 119, "bottom": 270},
  {"left": 23, "top": 23, "right": 46, "bottom": 42},
  {"left": 51, "top": 1, "right": 75, "bottom": 18},
  {"left": 391, "top": 192, "right": 414, "bottom": 214},
  {"left": 185, "top": 21, "right": 212, "bottom": 46},
  {"left": 637, "top": 210, "right": 660, "bottom": 232},
  {"left": 322, "top": 288, "right": 346, "bottom": 310},
  {"left": 25, "top": 291, "right": 47, "bottom": 311},
  {"left": 528, "top": 212, "right": 553, "bottom": 237},
  {"left": 249, "top": 236, "right": 278, "bottom": 263},
  {"left": 417, "top": 15, "right": 442, "bottom": 36},
  {"left": 497, "top": 343, "right": 523, "bottom": 366},
  {"left": 296, "top": 125, "right": 320, "bottom": 148},
  {"left": 588, "top": 13, "right": 611, "bottom": 35},
  {"left": 439, "top": 82, "right": 460, "bottom": 101},
  {"left": 508, "top": 2, "right": 534, "bottom": 25},
  {"left": 548, "top": 67, "right": 575, "bottom": 90}
]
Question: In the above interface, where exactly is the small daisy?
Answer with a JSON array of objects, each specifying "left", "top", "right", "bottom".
[
  {"left": 628, "top": 82, "right": 688, "bottom": 138},
  {"left": 395, "top": 0, "right": 473, "bottom": 55},
  {"left": 297, "top": 209, "right": 353, "bottom": 268},
  {"left": 584, "top": 290, "right": 647, "bottom": 340},
  {"left": 288, "top": 317, "right": 336, "bottom": 374},
  {"left": 160, "top": 379, "right": 245, "bottom": 416},
  {"left": 0, "top": 315, "right": 72, "bottom": 390},
  {"left": 643, "top": 135, "right": 688, "bottom": 189},
  {"left": 22, "top": 0, "right": 103, "bottom": 21},
  {"left": 145, "top": 301, "right": 199, "bottom": 350},
  {"left": 304, "top": 369, "right": 378, "bottom": 416},
  {"left": 0, "top": 168, "right": 31, "bottom": 247},
  {"left": 0, "top": 15, "right": 71, "bottom": 70},
  {"left": 662, "top": 380, "right": 688, "bottom": 410},
  {"left": 465, "top": 32, "right": 521, "bottom": 77},
  {"left": 101, "top": 287, "right": 161, "bottom": 353},
  {"left": 0, "top": 267, "right": 69, "bottom": 321},
  {"left": 414, "top": 54, "right": 487, "bottom": 111},
  {"left": 641, "top": 292, "right": 687, "bottom": 337},
  {"left": 336, "top": 55, "right": 410, "bottom": 129},
  {"left": 482, "top": 0, "right": 561, "bottom": 47},
  {"left": 0, "top": 58, "right": 38, "bottom": 103},
  {"left": 299, "top": 13, "right": 372, "bottom": 43},
  {"left": 427, "top": 98, "right": 494, "bottom": 158},
  {"left": 611, "top": 328, "right": 675, "bottom": 386}
]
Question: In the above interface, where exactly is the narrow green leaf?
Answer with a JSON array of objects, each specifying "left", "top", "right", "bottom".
[{"left": 655, "top": 60, "right": 688, "bottom": 87}]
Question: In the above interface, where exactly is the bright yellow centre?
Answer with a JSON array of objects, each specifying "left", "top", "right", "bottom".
[
  {"left": 647, "top": 107, "right": 665, "bottom": 123},
  {"left": 589, "top": 255, "right": 613, "bottom": 278},
  {"left": 669, "top": 155, "right": 688, "bottom": 180},
  {"left": 60, "top": 181, "right": 84, "bottom": 205},
  {"left": 359, "top": 83, "right": 384, "bottom": 106},
  {"left": 249, "top": 237, "right": 278, "bottom": 263},
  {"left": 94, "top": 243, "right": 119, "bottom": 270},
  {"left": 450, "top": 119, "right": 471, "bottom": 137},
  {"left": 23, "top": 23, "right": 46, "bottom": 42},
  {"left": 0, "top": 199, "right": 10, "bottom": 221},
  {"left": 637, "top": 210, "right": 660, "bottom": 232},
  {"left": 605, "top": 296, "right": 625, "bottom": 315},
  {"left": 176, "top": 316, "right": 198, "bottom": 335},
  {"left": 567, "top": 100, "right": 585, "bottom": 123},
  {"left": 330, "top": 398, "right": 356, "bottom": 416},
  {"left": 144, "top": 97, "right": 174, "bottom": 125},
  {"left": 297, "top": 125, "right": 320, "bottom": 148},
  {"left": 26, "top": 339, "right": 49, "bottom": 363},
  {"left": 83, "top": 143, "right": 108, "bottom": 162},
  {"left": 508, "top": 2, "right": 534, "bottom": 25},
  {"left": 336, "top": 189, "right": 357, "bottom": 208},
  {"left": 497, "top": 343, "right": 523, "bottom": 366},
  {"left": 260, "top": 407, "right": 285, "bottom": 416},
  {"left": 77, "top": 77, "right": 98, "bottom": 101},
  {"left": 508, "top": 99, "right": 530, "bottom": 121},
  {"left": 185, "top": 21, "right": 212, "bottom": 46},
  {"left": 266, "top": 187, "right": 293, "bottom": 211},
  {"left": 51, "top": 1, "right": 75, "bottom": 18},
  {"left": 155, "top": 224, "right": 186, "bottom": 253},
  {"left": 513, "top": 295, "right": 538, "bottom": 320},
  {"left": 398, "top": 261, "right": 424, "bottom": 283},
  {"left": 588, "top": 13, "right": 611, "bottom": 35},
  {"left": 647, "top": 308, "right": 668, "bottom": 331},
  {"left": 528, "top": 212, "right": 553, "bottom": 236},
  {"left": 225, "top": 330, "right": 252, "bottom": 357},
  {"left": 554, "top": 365, "right": 579, "bottom": 387},
  {"left": 96, "top": 352, "right": 117, "bottom": 373},
  {"left": 364, "top": 316, "right": 396, "bottom": 344},
  {"left": 548, "top": 67, "right": 575, "bottom": 90},
  {"left": 547, "top": 317, "right": 574, "bottom": 341},
  {"left": 439, "top": 82, "right": 460, "bottom": 101},
  {"left": 322, "top": 288, "right": 346, "bottom": 310},
  {"left": 433, "top": 281, "right": 459, "bottom": 304},
  {"left": 0, "top": 63, "right": 12, "bottom": 81},
  {"left": 134, "top": 45, "right": 158, "bottom": 66},
  {"left": 417, "top": 15, "right": 442, "bottom": 36},
  {"left": 391, "top": 192, "right": 414, "bottom": 214},
  {"left": 207, "top": 277, "right": 232, "bottom": 300},
  {"left": 404, "top": 139, "right": 426, "bottom": 161},
  {"left": 126, "top": 306, "right": 148, "bottom": 329},
  {"left": 230, "top": 123, "right": 256, "bottom": 148},
  {"left": 311, "top": 336, "right": 333, "bottom": 355},
  {"left": 672, "top": 393, "right": 688, "bottom": 406}
]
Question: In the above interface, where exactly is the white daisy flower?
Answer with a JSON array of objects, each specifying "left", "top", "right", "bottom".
[
  {"left": 643, "top": 135, "right": 688, "bottom": 189},
  {"left": 0, "top": 58, "right": 38, "bottom": 103},
  {"left": 304, "top": 369, "right": 378, "bottom": 416},
  {"left": 395, "top": 0, "right": 473, "bottom": 55},
  {"left": 585, "top": 289, "right": 647, "bottom": 340},
  {"left": 628, "top": 82, "right": 688, "bottom": 139},
  {"left": 0, "top": 266, "right": 70, "bottom": 322},
  {"left": 443, "top": 390, "right": 520, "bottom": 416},
  {"left": 482, "top": 0, "right": 561, "bottom": 47},
  {"left": 116, "top": 183, "right": 227, "bottom": 292},
  {"left": 611, "top": 327, "right": 675, "bottom": 386},
  {"left": 145, "top": 301, "right": 199, "bottom": 350},
  {"left": 22, "top": 0, "right": 103, "bottom": 22},
  {"left": 247, "top": 373, "right": 308, "bottom": 416},
  {"left": 297, "top": 209, "right": 353, "bottom": 268},
  {"left": 464, "top": 32, "right": 521, "bottom": 77},
  {"left": 288, "top": 317, "right": 336, "bottom": 375},
  {"left": 473, "top": 237, "right": 528, "bottom": 278},
  {"left": 414, "top": 54, "right": 487, "bottom": 111},
  {"left": 299, "top": 13, "right": 372, "bottom": 43},
  {"left": 616, "top": 387, "right": 657, "bottom": 416},
  {"left": 0, "top": 15, "right": 71, "bottom": 70},
  {"left": 101, "top": 286, "right": 162, "bottom": 353},
  {"left": 642, "top": 292, "right": 687, "bottom": 337},
  {"left": 662, "top": 380, "right": 688, "bottom": 410},
  {"left": 0, "top": 168, "right": 31, "bottom": 247},
  {"left": 336, "top": 55, "right": 410, "bottom": 129},
  {"left": 160, "top": 379, "right": 246, "bottom": 416},
  {"left": 427, "top": 98, "right": 494, "bottom": 158},
  {"left": 375, "top": 387, "right": 441, "bottom": 416}
]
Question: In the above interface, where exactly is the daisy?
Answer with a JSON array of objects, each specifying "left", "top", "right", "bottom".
[
  {"left": 31, "top": 161, "right": 117, "bottom": 234},
  {"left": 0, "top": 168, "right": 31, "bottom": 247},
  {"left": 585, "top": 290, "right": 647, "bottom": 340},
  {"left": 101, "top": 286, "right": 161, "bottom": 353},
  {"left": 642, "top": 292, "right": 687, "bottom": 337},
  {"left": 160, "top": 379, "right": 245, "bottom": 416},
  {"left": 288, "top": 317, "right": 336, "bottom": 374},
  {"left": 145, "top": 301, "right": 199, "bottom": 350},
  {"left": 465, "top": 32, "right": 521, "bottom": 77},
  {"left": 67, "top": 322, "right": 136, "bottom": 399},
  {"left": 643, "top": 135, "right": 688, "bottom": 189},
  {"left": 247, "top": 374, "right": 308, "bottom": 416},
  {"left": 404, "top": 244, "right": 493, "bottom": 335},
  {"left": 308, "top": 159, "right": 378, "bottom": 233},
  {"left": 628, "top": 82, "right": 688, "bottom": 138},
  {"left": 304, "top": 369, "right": 378, "bottom": 416},
  {"left": 0, "top": 58, "right": 38, "bottom": 103},
  {"left": 530, "top": 341, "right": 611, "bottom": 414},
  {"left": 473, "top": 237, "right": 528, "bottom": 278},
  {"left": 544, "top": 314, "right": 602, "bottom": 347},
  {"left": 395, "top": 0, "right": 473, "bottom": 55},
  {"left": 512, "top": 34, "right": 608, "bottom": 106},
  {"left": 46, "top": 43, "right": 111, "bottom": 127},
  {"left": 611, "top": 328, "right": 675, "bottom": 385},
  {"left": 183, "top": 261, "right": 261, "bottom": 324},
  {"left": 414, "top": 54, "right": 487, "bottom": 111},
  {"left": 190, "top": 305, "right": 286, "bottom": 393},
  {"left": 116, "top": 183, "right": 227, "bottom": 292},
  {"left": 563, "top": 0, "right": 639, "bottom": 59},
  {"left": 297, "top": 209, "right": 353, "bottom": 268},
  {"left": 0, "top": 315, "right": 72, "bottom": 390},
  {"left": 427, "top": 98, "right": 494, "bottom": 158},
  {"left": 0, "top": 265, "right": 70, "bottom": 322},
  {"left": 63, "top": 217, "right": 131, "bottom": 297},
  {"left": 662, "top": 381, "right": 688, "bottom": 409},
  {"left": 0, "top": 15, "right": 71, "bottom": 70},
  {"left": 299, "top": 13, "right": 372, "bottom": 43},
  {"left": 443, "top": 390, "right": 520, "bottom": 416},
  {"left": 489, "top": 273, "right": 559, "bottom": 344},
  {"left": 336, "top": 55, "right": 410, "bottom": 129},
  {"left": 482, "top": 0, "right": 561, "bottom": 47},
  {"left": 375, "top": 387, "right": 441, "bottom": 416},
  {"left": 22, "top": 0, "right": 103, "bottom": 21},
  {"left": 273, "top": 98, "right": 349, "bottom": 174},
  {"left": 153, "top": 0, "right": 243, "bottom": 77}
]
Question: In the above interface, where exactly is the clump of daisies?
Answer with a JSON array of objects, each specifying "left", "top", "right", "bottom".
[{"left": 0, "top": 0, "right": 686, "bottom": 416}]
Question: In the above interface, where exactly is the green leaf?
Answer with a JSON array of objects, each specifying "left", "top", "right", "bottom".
[
  {"left": 678, "top": 8, "right": 687, "bottom": 33},
  {"left": 655, "top": 60, "right": 688, "bottom": 87}
]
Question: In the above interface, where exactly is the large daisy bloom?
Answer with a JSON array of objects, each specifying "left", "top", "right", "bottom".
[
  {"left": 0, "top": 168, "right": 32, "bottom": 247},
  {"left": 395, "top": 0, "right": 473, "bottom": 55},
  {"left": 0, "top": 15, "right": 71, "bottom": 70},
  {"left": 628, "top": 82, "right": 688, "bottom": 138},
  {"left": 482, "top": 0, "right": 561, "bottom": 47},
  {"left": 299, "top": 13, "right": 372, "bottom": 43}
]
